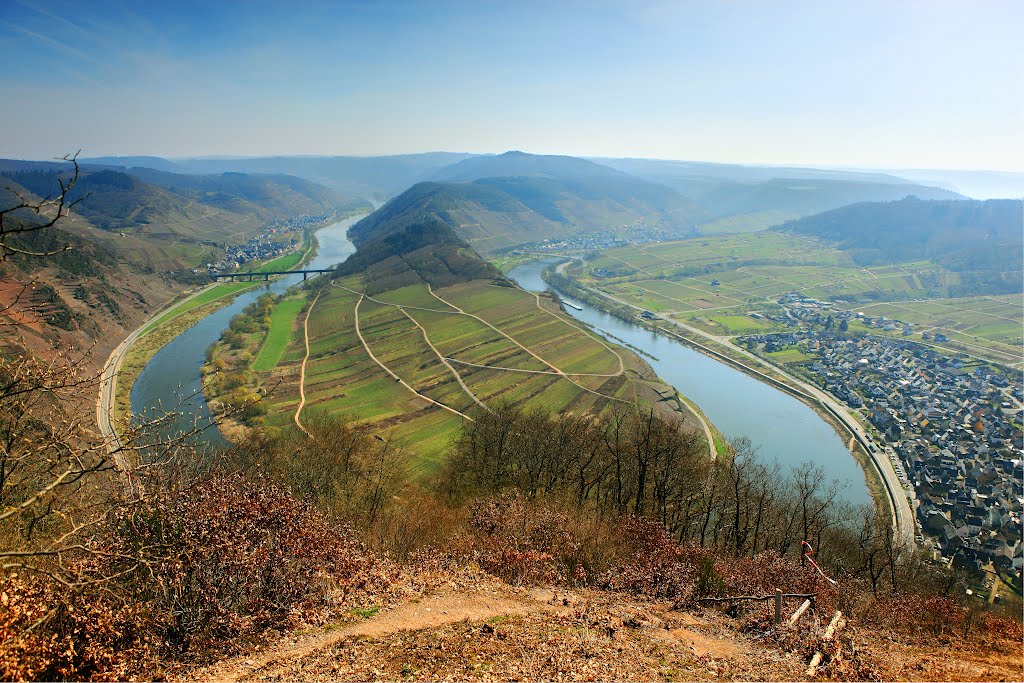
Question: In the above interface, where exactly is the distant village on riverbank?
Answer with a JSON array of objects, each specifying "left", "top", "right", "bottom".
[{"left": 201, "top": 214, "right": 330, "bottom": 274}]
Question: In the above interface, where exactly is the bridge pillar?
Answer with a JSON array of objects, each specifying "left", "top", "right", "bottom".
[
  {"left": 264, "top": 272, "right": 269, "bottom": 281},
  {"left": 303, "top": 272, "right": 308, "bottom": 281}
]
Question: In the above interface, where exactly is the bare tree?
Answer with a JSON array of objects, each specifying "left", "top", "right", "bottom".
[{"left": 0, "top": 152, "right": 83, "bottom": 261}]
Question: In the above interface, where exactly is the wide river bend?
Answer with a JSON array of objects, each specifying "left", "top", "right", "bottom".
[{"left": 131, "top": 225, "right": 869, "bottom": 505}]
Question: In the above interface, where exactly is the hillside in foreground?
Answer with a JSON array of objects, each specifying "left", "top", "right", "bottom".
[{"left": 6, "top": 467, "right": 1021, "bottom": 681}]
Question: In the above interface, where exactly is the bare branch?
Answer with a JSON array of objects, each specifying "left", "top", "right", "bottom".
[{"left": 0, "top": 151, "right": 86, "bottom": 261}]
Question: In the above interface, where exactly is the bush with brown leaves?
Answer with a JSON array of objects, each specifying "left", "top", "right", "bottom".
[
  {"left": 1, "top": 472, "right": 392, "bottom": 680},
  {"left": 0, "top": 574, "right": 152, "bottom": 681},
  {"left": 110, "top": 471, "right": 386, "bottom": 659},
  {"left": 462, "top": 494, "right": 585, "bottom": 586}
]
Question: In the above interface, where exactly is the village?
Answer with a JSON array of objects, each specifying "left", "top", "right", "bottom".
[
  {"left": 203, "top": 213, "right": 329, "bottom": 273},
  {"left": 515, "top": 223, "right": 679, "bottom": 255},
  {"left": 741, "top": 316, "right": 1023, "bottom": 582}
]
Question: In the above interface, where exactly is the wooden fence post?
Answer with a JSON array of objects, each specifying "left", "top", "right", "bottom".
[{"left": 774, "top": 589, "right": 783, "bottom": 624}]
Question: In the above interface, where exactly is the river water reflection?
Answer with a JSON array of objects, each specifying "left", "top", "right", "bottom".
[{"left": 507, "top": 258, "right": 870, "bottom": 506}]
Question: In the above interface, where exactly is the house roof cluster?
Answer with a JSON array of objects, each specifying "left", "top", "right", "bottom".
[{"left": 745, "top": 329, "right": 1023, "bottom": 577}]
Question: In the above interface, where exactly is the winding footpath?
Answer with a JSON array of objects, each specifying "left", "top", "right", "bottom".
[{"left": 292, "top": 292, "right": 321, "bottom": 435}]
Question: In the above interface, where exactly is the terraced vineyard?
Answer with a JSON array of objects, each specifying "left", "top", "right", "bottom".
[{"left": 257, "top": 277, "right": 689, "bottom": 472}]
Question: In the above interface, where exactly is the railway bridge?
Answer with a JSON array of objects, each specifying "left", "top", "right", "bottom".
[{"left": 210, "top": 268, "right": 334, "bottom": 282}]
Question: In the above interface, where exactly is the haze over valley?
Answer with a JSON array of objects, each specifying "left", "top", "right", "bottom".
[{"left": 1, "top": 1, "right": 1022, "bottom": 681}]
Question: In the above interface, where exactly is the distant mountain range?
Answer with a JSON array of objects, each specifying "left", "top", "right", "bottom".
[
  {"left": 80, "top": 153, "right": 472, "bottom": 202},
  {"left": 590, "top": 157, "right": 965, "bottom": 224},
  {"left": 0, "top": 160, "right": 364, "bottom": 271},
  {"left": 69, "top": 151, "right": 995, "bottom": 237}
]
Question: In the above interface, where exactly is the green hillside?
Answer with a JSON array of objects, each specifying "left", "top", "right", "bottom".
[
  {"left": 432, "top": 151, "right": 701, "bottom": 230},
  {"left": 777, "top": 197, "right": 1023, "bottom": 294}
]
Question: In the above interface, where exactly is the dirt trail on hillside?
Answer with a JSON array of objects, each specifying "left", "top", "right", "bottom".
[
  {"left": 293, "top": 292, "right": 320, "bottom": 435},
  {"left": 195, "top": 588, "right": 558, "bottom": 682},
  {"left": 352, "top": 293, "right": 475, "bottom": 421}
]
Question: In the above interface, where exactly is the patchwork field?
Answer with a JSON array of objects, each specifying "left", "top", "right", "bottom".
[
  {"left": 853, "top": 294, "right": 1024, "bottom": 368},
  {"left": 258, "top": 277, "right": 683, "bottom": 472},
  {"left": 580, "top": 233, "right": 1022, "bottom": 368}
]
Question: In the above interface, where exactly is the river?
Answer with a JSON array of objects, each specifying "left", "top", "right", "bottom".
[
  {"left": 130, "top": 226, "right": 869, "bottom": 505},
  {"left": 129, "top": 216, "right": 361, "bottom": 446},
  {"left": 506, "top": 259, "right": 870, "bottom": 506}
]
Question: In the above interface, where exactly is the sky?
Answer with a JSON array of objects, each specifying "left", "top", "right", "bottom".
[{"left": 1, "top": 0, "right": 1021, "bottom": 171}]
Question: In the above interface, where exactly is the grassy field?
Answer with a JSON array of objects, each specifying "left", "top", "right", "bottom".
[
  {"left": 253, "top": 298, "right": 307, "bottom": 372},
  {"left": 764, "top": 348, "right": 812, "bottom": 364},
  {"left": 580, "top": 232, "right": 1022, "bottom": 368},
  {"left": 256, "top": 277, "right": 678, "bottom": 473}
]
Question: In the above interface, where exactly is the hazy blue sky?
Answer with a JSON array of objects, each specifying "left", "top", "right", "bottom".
[{"left": 1, "top": 0, "right": 1021, "bottom": 170}]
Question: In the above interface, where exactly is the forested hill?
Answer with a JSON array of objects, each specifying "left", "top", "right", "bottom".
[
  {"left": 344, "top": 152, "right": 703, "bottom": 259},
  {"left": 0, "top": 161, "right": 359, "bottom": 243},
  {"left": 777, "top": 197, "right": 1023, "bottom": 294},
  {"left": 335, "top": 183, "right": 501, "bottom": 294},
  {"left": 430, "top": 151, "right": 701, "bottom": 236}
]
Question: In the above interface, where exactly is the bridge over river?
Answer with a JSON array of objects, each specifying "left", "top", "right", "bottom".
[{"left": 210, "top": 268, "right": 334, "bottom": 282}]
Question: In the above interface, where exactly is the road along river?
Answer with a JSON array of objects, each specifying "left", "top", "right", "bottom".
[
  {"left": 128, "top": 216, "right": 361, "bottom": 446},
  {"left": 507, "top": 259, "right": 871, "bottom": 507}
]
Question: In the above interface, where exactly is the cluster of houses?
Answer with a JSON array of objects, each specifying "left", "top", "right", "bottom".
[
  {"left": 519, "top": 225, "right": 675, "bottom": 255},
  {"left": 766, "top": 292, "right": 960, "bottom": 345},
  {"left": 203, "top": 214, "right": 327, "bottom": 274},
  {"left": 743, "top": 328, "right": 1023, "bottom": 579},
  {"left": 206, "top": 235, "right": 296, "bottom": 273}
]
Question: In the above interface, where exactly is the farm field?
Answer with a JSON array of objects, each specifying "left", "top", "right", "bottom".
[
  {"left": 578, "top": 233, "right": 1022, "bottom": 369},
  {"left": 853, "top": 294, "right": 1024, "bottom": 368},
  {"left": 692, "top": 209, "right": 798, "bottom": 235},
  {"left": 253, "top": 298, "right": 307, "bottom": 372},
  {"left": 258, "top": 277, "right": 685, "bottom": 473}
]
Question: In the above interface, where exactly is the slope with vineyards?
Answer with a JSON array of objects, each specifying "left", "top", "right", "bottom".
[{"left": 205, "top": 174, "right": 707, "bottom": 471}]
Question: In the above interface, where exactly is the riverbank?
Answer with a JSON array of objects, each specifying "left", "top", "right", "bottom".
[
  {"left": 522, "top": 257, "right": 909, "bottom": 533},
  {"left": 105, "top": 214, "right": 339, "bottom": 433}
]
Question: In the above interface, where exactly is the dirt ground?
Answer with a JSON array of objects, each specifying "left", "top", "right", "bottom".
[{"left": 184, "top": 574, "right": 1023, "bottom": 682}]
